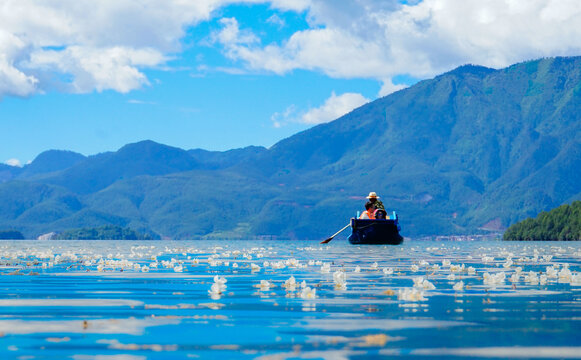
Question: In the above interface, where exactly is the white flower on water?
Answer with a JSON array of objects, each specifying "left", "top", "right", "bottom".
[
  {"left": 257, "top": 280, "right": 274, "bottom": 290},
  {"left": 483, "top": 272, "right": 505, "bottom": 285},
  {"left": 571, "top": 273, "right": 581, "bottom": 286},
  {"left": 482, "top": 256, "right": 494, "bottom": 264},
  {"left": 141, "top": 266, "right": 149, "bottom": 273},
  {"left": 558, "top": 266, "right": 572, "bottom": 283},
  {"left": 539, "top": 274, "right": 548, "bottom": 285},
  {"left": 308, "top": 260, "right": 315, "bottom": 266},
  {"left": 397, "top": 288, "right": 427, "bottom": 301},
  {"left": 442, "top": 259, "right": 451, "bottom": 267},
  {"left": 283, "top": 276, "right": 297, "bottom": 291},
  {"left": 447, "top": 274, "right": 456, "bottom": 281},
  {"left": 232, "top": 263, "right": 238, "bottom": 268},
  {"left": 354, "top": 265, "right": 361, "bottom": 273},
  {"left": 503, "top": 259, "right": 513, "bottom": 268},
  {"left": 208, "top": 275, "right": 227, "bottom": 298},
  {"left": 286, "top": 259, "right": 300, "bottom": 267},
  {"left": 413, "top": 276, "right": 436, "bottom": 290},
  {"left": 173, "top": 265, "right": 183, "bottom": 273},
  {"left": 546, "top": 266, "right": 558, "bottom": 279},
  {"left": 320, "top": 263, "right": 331, "bottom": 273},
  {"left": 524, "top": 271, "right": 539, "bottom": 284},
  {"left": 432, "top": 264, "right": 440, "bottom": 271},
  {"left": 450, "top": 264, "right": 464, "bottom": 273},
  {"left": 510, "top": 273, "right": 520, "bottom": 282},
  {"left": 300, "top": 286, "right": 317, "bottom": 299},
  {"left": 251, "top": 263, "right": 261, "bottom": 272},
  {"left": 542, "top": 255, "right": 553, "bottom": 262},
  {"left": 419, "top": 260, "right": 429, "bottom": 267},
  {"left": 467, "top": 266, "right": 476, "bottom": 275},
  {"left": 370, "top": 262, "right": 379, "bottom": 270},
  {"left": 410, "top": 264, "right": 419, "bottom": 272},
  {"left": 383, "top": 267, "right": 394, "bottom": 275},
  {"left": 453, "top": 281, "right": 465, "bottom": 291},
  {"left": 333, "top": 270, "right": 347, "bottom": 290}
]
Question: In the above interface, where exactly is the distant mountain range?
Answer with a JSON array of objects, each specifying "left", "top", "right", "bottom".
[{"left": 1, "top": 56, "right": 580, "bottom": 239}]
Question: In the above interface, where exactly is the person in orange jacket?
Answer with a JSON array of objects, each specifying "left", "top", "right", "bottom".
[{"left": 359, "top": 202, "right": 376, "bottom": 219}]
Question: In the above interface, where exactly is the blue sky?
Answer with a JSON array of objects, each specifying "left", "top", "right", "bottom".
[{"left": 1, "top": 0, "right": 581, "bottom": 165}]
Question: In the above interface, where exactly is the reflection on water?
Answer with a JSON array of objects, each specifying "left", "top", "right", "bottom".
[{"left": 0, "top": 239, "right": 580, "bottom": 359}]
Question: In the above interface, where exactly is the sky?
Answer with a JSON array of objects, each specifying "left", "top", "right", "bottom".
[{"left": 1, "top": 0, "right": 581, "bottom": 166}]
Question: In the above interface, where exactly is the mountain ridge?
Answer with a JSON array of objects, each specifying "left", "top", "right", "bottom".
[{"left": 1, "top": 56, "right": 580, "bottom": 239}]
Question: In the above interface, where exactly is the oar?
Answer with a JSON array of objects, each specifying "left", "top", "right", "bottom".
[{"left": 320, "top": 223, "right": 351, "bottom": 244}]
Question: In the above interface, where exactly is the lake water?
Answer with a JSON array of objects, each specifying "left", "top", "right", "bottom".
[{"left": 1, "top": 239, "right": 580, "bottom": 359}]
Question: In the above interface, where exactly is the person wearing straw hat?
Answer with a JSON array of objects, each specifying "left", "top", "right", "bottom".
[{"left": 366, "top": 192, "right": 385, "bottom": 211}]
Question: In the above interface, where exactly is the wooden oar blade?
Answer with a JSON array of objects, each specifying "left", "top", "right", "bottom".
[{"left": 320, "top": 223, "right": 351, "bottom": 244}]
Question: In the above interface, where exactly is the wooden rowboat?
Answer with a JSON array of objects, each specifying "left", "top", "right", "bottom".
[{"left": 347, "top": 216, "right": 403, "bottom": 245}]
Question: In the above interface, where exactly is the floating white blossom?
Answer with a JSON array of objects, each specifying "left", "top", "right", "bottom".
[
  {"left": 300, "top": 286, "right": 316, "bottom": 299},
  {"left": 483, "top": 272, "right": 505, "bottom": 285},
  {"left": 383, "top": 267, "right": 394, "bottom": 275},
  {"left": 333, "top": 270, "right": 347, "bottom": 290},
  {"left": 208, "top": 275, "right": 227, "bottom": 299},
  {"left": 354, "top": 265, "right": 361, "bottom": 273},
  {"left": 524, "top": 271, "right": 539, "bottom": 284},
  {"left": 283, "top": 276, "right": 297, "bottom": 291},
  {"left": 413, "top": 276, "right": 436, "bottom": 290},
  {"left": 250, "top": 263, "right": 261, "bottom": 272},
  {"left": 397, "top": 288, "right": 426, "bottom": 301},
  {"left": 482, "top": 256, "right": 494, "bottom": 263},
  {"left": 453, "top": 281, "right": 465, "bottom": 291},
  {"left": 257, "top": 280, "right": 274, "bottom": 290},
  {"left": 410, "top": 264, "right": 419, "bottom": 272}
]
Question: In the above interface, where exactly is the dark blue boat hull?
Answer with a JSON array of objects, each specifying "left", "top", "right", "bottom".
[{"left": 348, "top": 218, "right": 404, "bottom": 245}]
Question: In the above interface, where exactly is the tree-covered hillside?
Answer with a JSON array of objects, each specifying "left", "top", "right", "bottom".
[
  {"left": 0, "top": 56, "right": 580, "bottom": 239},
  {"left": 503, "top": 201, "right": 581, "bottom": 240}
]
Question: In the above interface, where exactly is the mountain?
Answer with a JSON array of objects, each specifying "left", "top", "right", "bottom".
[
  {"left": 1, "top": 56, "right": 580, "bottom": 239},
  {"left": 18, "top": 150, "right": 86, "bottom": 178}
]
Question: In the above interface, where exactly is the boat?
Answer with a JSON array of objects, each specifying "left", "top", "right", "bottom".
[{"left": 348, "top": 212, "right": 403, "bottom": 245}]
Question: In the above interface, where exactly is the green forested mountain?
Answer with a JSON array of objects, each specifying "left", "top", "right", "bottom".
[
  {"left": 0, "top": 56, "right": 580, "bottom": 239},
  {"left": 503, "top": 201, "right": 581, "bottom": 240}
]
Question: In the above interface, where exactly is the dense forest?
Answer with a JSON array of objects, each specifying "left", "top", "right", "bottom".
[
  {"left": 503, "top": 201, "right": 581, "bottom": 241},
  {"left": 55, "top": 225, "right": 156, "bottom": 240}
]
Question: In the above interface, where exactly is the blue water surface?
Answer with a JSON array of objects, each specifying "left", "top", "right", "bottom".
[{"left": 0, "top": 239, "right": 580, "bottom": 359}]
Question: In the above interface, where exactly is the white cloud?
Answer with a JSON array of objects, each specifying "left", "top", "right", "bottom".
[
  {"left": 2, "top": 0, "right": 581, "bottom": 100},
  {"left": 270, "top": 92, "right": 369, "bottom": 128},
  {"left": 4, "top": 158, "right": 22, "bottom": 167},
  {"left": 0, "top": 0, "right": 232, "bottom": 98},
  {"left": 213, "top": 0, "right": 581, "bottom": 94},
  {"left": 301, "top": 92, "right": 369, "bottom": 125}
]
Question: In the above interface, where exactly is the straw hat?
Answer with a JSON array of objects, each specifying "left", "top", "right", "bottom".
[{"left": 366, "top": 192, "right": 380, "bottom": 199}]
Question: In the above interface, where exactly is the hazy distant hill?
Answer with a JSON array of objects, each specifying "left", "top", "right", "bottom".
[{"left": 1, "top": 56, "right": 580, "bottom": 239}]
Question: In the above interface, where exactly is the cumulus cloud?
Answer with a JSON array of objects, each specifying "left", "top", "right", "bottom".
[
  {"left": 0, "top": 0, "right": 232, "bottom": 98},
  {"left": 214, "top": 0, "right": 581, "bottom": 94},
  {"left": 271, "top": 92, "right": 369, "bottom": 127},
  {"left": 301, "top": 92, "right": 369, "bottom": 124},
  {"left": 4, "top": 158, "right": 22, "bottom": 167},
  {"left": 2, "top": 0, "right": 581, "bottom": 100}
]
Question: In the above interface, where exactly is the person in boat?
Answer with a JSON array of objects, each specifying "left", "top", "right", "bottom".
[
  {"left": 366, "top": 192, "right": 387, "bottom": 219},
  {"left": 359, "top": 202, "right": 376, "bottom": 219}
]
